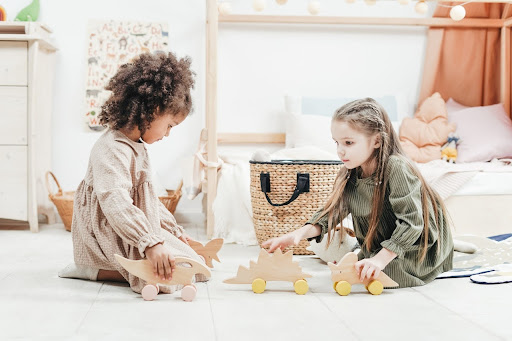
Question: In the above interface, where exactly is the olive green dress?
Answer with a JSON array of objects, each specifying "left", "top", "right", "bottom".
[{"left": 308, "top": 155, "right": 453, "bottom": 287}]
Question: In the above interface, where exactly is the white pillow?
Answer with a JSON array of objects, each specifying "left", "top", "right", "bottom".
[
  {"left": 286, "top": 114, "right": 337, "bottom": 155},
  {"left": 284, "top": 94, "right": 411, "bottom": 137}
]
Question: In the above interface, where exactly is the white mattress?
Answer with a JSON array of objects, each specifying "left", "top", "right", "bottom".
[{"left": 453, "top": 172, "right": 512, "bottom": 196}]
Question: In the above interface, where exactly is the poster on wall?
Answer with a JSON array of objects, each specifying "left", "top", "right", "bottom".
[{"left": 84, "top": 20, "right": 169, "bottom": 131}]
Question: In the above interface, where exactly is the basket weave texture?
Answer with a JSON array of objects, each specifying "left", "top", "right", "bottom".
[
  {"left": 46, "top": 171, "right": 74, "bottom": 232},
  {"left": 250, "top": 160, "right": 342, "bottom": 255},
  {"left": 45, "top": 172, "right": 183, "bottom": 232},
  {"left": 158, "top": 181, "right": 183, "bottom": 215}
]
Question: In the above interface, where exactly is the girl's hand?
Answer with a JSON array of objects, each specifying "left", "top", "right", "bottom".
[
  {"left": 178, "top": 232, "right": 193, "bottom": 246},
  {"left": 354, "top": 247, "right": 396, "bottom": 282},
  {"left": 354, "top": 257, "right": 384, "bottom": 282},
  {"left": 145, "top": 243, "right": 175, "bottom": 281},
  {"left": 262, "top": 232, "right": 302, "bottom": 253}
]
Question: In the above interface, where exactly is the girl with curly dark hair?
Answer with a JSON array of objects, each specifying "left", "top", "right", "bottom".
[{"left": 59, "top": 52, "right": 208, "bottom": 297}]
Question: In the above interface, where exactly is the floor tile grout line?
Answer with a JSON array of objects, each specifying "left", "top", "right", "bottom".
[
  {"left": 206, "top": 282, "right": 219, "bottom": 341},
  {"left": 310, "top": 289, "right": 362, "bottom": 341},
  {"left": 412, "top": 287, "right": 506, "bottom": 340},
  {"left": 75, "top": 282, "right": 104, "bottom": 334}
]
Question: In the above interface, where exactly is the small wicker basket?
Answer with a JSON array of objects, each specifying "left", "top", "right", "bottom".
[
  {"left": 45, "top": 171, "right": 74, "bottom": 232},
  {"left": 159, "top": 180, "right": 183, "bottom": 215}
]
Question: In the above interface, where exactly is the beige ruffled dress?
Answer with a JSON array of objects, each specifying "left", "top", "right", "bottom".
[{"left": 72, "top": 129, "right": 204, "bottom": 293}]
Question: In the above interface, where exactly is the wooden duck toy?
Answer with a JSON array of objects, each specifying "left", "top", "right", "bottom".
[
  {"left": 188, "top": 238, "right": 224, "bottom": 268},
  {"left": 114, "top": 254, "right": 211, "bottom": 302},
  {"left": 224, "top": 248, "right": 312, "bottom": 295},
  {"left": 328, "top": 252, "right": 399, "bottom": 296}
]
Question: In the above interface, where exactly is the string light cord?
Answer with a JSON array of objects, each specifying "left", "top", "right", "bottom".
[{"left": 437, "top": 1, "right": 474, "bottom": 8}]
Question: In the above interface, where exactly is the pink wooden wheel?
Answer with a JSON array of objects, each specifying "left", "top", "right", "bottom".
[
  {"left": 141, "top": 284, "right": 159, "bottom": 301},
  {"left": 181, "top": 285, "right": 197, "bottom": 302}
]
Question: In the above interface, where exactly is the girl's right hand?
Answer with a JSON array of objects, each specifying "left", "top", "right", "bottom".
[
  {"left": 145, "top": 243, "right": 175, "bottom": 281},
  {"left": 262, "top": 232, "right": 302, "bottom": 253}
]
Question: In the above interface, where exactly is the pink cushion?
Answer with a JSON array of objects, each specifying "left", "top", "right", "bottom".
[
  {"left": 448, "top": 103, "right": 512, "bottom": 162},
  {"left": 445, "top": 98, "right": 469, "bottom": 114}
]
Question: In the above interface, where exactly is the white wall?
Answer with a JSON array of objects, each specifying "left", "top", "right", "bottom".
[{"left": 2, "top": 0, "right": 434, "bottom": 218}]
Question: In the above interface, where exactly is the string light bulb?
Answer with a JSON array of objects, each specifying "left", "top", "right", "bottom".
[
  {"left": 397, "top": 0, "right": 409, "bottom": 5},
  {"left": 276, "top": 0, "right": 288, "bottom": 4},
  {"left": 450, "top": 5, "right": 466, "bottom": 21},
  {"left": 308, "top": 1, "right": 320, "bottom": 15},
  {"left": 218, "top": 2, "right": 232, "bottom": 15},
  {"left": 415, "top": 1, "right": 428, "bottom": 14},
  {"left": 346, "top": 0, "right": 356, "bottom": 3},
  {"left": 253, "top": 0, "right": 266, "bottom": 12},
  {"left": 365, "top": 0, "right": 377, "bottom": 5}
]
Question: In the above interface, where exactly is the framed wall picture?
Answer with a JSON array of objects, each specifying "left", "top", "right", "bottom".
[{"left": 84, "top": 20, "right": 169, "bottom": 130}]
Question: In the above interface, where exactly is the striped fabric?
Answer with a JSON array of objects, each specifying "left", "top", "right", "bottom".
[{"left": 308, "top": 155, "right": 454, "bottom": 288}]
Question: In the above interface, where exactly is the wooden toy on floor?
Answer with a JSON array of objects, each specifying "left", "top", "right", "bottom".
[
  {"left": 328, "top": 252, "right": 399, "bottom": 296},
  {"left": 224, "top": 248, "right": 312, "bottom": 295},
  {"left": 188, "top": 238, "right": 224, "bottom": 268},
  {"left": 114, "top": 254, "right": 211, "bottom": 301}
]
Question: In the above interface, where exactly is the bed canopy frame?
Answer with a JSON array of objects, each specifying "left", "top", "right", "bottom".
[{"left": 204, "top": 0, "right": 512, "bottom": 237}]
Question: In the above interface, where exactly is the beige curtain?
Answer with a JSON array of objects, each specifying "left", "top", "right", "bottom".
[{"left": 419, "top": 3, "right": 507, "bottom": 107}]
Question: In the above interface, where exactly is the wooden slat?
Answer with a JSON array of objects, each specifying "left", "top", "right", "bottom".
[
  {"left": 501, "top": 26, "right": 511, "bottom": 117},
  {"left": 206, "top": 0, "right": 218, "bottom": 239},
  {"left": 219, "top": 15, "right": 503, "bottom": 28},
  {"left": 505, "top": 17, "right": 512, "bottom": 27},
  {"left": 217, "top": 133, "right": 286, "bottom": 144},
  {"left": 502, "top": 4, "right": 512, "bottom": 19}
]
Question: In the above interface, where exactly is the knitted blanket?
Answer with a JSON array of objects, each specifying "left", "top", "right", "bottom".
[{"left": 416, "top": 159, "right": 512, "bottom": 200}]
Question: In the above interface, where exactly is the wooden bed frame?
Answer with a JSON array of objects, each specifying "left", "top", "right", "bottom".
[{"left": 204, "top": 0, "right": 512, "bottom": 237}]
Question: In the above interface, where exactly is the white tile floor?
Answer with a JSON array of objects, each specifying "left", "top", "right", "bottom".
[{"left": 0, "top": 223, "right": 511, "bottom": 341}]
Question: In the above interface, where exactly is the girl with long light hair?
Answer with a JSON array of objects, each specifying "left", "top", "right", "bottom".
[{"left": 263, "top": 98, "right": 454, "bottom": 287}]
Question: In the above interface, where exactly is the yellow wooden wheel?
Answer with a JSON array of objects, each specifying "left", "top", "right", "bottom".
[
  {"left": 335, "top": 281, "right": 351, "bottom": 296},
  {"left": 294, "top": 279, "right": 309, "bottom": 295},
  {"left": 367, "top": 280, "right": 383, "bottom": 295},
  {"left": 252, "top": 278, "right": 266, "bottom": 294},
  {"left": 333, "top": 281, "right": 338, "bottom": 291}
]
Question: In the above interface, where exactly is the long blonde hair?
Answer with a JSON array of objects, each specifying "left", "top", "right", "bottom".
[{"left": 313, "top": 98, "right": 447, "bottom": 262}]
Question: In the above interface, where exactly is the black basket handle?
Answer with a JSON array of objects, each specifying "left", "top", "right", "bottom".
[{"left": 260, "top": 172, "right": 310, "bottom": 207}]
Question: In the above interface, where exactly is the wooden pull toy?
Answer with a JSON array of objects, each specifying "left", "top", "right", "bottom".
[
  {"left": 328, "top": 252, "right": 399, "bottom": 296},
  {"left": 114, "top": 254, "right": 211, "bottom": 301},
  {"left": 187, "top": 238, "right": 224, "bottom": 268},
  {"left": 224, "top": 248, "right": 312, "bottom": 295}
]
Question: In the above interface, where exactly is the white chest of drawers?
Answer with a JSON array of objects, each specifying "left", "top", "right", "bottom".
[{"left": 0, "top": 22, "right": 57, "bottom": 232}]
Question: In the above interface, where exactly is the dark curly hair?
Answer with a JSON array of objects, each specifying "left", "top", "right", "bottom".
[{"left": 99, "top": 52, "right": 195, "bottom": 133}]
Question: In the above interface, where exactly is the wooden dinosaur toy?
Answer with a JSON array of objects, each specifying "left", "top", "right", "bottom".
[
  {"left": 14, "top": 0, "right": 39, "bottom": 21},
  {"left": 114, "top": 254, "right": 211, "bottom": 301},
  {"left": 224, "top": 248, "right": 312, "bottom": 295},
  {"left": 328, "top": 252, "right": 399, "bottom": 296},
  {"left": 188, "top": 238, "right": 224, "bottom": 268}
]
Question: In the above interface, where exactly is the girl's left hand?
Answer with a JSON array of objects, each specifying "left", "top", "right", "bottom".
[
  {"left": 354, "top": 258, "right": 384, "bottom": 282},
  {"left": 178, "top": 232, "right": 194, "bottom": 246}
]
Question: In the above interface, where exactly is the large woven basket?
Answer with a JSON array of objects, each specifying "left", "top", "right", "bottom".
[
  {"left": 45, "top": 171, "right": 74, "bottom": 232},
  {"left": 159, "top": 180, "right": 183, "bottom": 215},
  {"left": 250, "top": 160, "right": 342, "bottom": 255}
]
